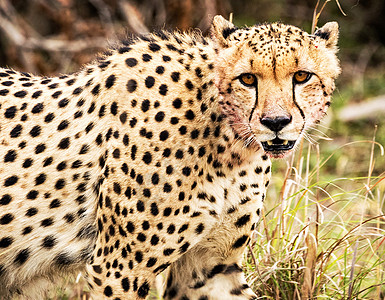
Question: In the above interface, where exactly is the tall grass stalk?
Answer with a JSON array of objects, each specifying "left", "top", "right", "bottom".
[{"left": 247, "top": 135, "right": 385, "bottom": 299}]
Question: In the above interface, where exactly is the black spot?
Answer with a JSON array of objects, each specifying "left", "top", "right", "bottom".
[
  {"left": 126, "top": 221, "right": 135, "bottom": 233},
  {"left": 141, "top": 100, "right": 150, "bottom": 112},
  {"left": 31, "top": 103, "right": 44, "bottom": 114},
  {"left": 110, "top": 102, "right": 118, "bottom": 115},
  {"left": 79, "top": 144, "right": 89, "bottom": 154},
  {"left": 4, "top": 106, "right": 17, "bottom": 118},
  {"left": 1, "top": 81, "right": 13, "bottom": 86},
  {"left": 0, "top": 194, "right": 12, "bottom": 205},
  {"left": 4, "top": 150, "right": 16, "bottom": 162},
  {"left": 171, "top": 72, "right": 180, "bottom": 82},
  {"left": 29, "top": 125, "right": 41, "bottom": 137},
  {"left": 190, "top": 129, "right": 199, "bottom": 139},
  {"left": 118, "top": 46, "right": 131, "bottom": 54},
  {"left": 162, "top": 148, "right": 171, "bottom": 157},
  {"left": 159, "top": 130, "right": 169, "bottom": 141},
  {"left": 136, "top": 200, "right": 145, "bottom": 212},
  {"left": 195, "top": 223, "right": 204, "bottom": 234},
  {"left": 52, "top": 91, "right": 62, "bottom": 98},
  {"left": 235, "top": 214, "right": 251, "bottom": 227},
  {"left": 127, "top": 79, "right": 137, "bottom": 93},
  {"left": 182, "top": 167, "right": 191, "bottom": 176},
  {"left": 149, "top": 43, "right": 161, "bottom": 52},
  {"left": 175, "top": 149, "right": 183, "bottom": 159},
  {"left": 138, "top": 281, "right": 150, "bottom": 298},
  {"left": 14, "top": 248, "right": 30, "bottom": 265},
  {"left": 167, "top": 224, "right": 175, "bottom": 234},
  {"left": 44, "top": 113, "right": 55, "bottom": 123},
  {"left": 58, "top": 98, "right": 69, "bottom": 108},
  {"left": 0, "top": 237, "right": 13, "bottom": 248},
  {"left": 163, "top": 55, "right": 171, "bottom": 62},
  {"left": 14, "top": 90, "right": 27, "bottom": 98},
  {"left": 142, "top": 53, "right": 152, "bottom": 61},
  {"left": 26, "top": 190, "right": 39, "bottom": 199},
  {"left": 41, "top": 217, "right": 54, "bottom": 227},
  {"left": 55, "top": 179, "right": 66, "bottom": 190},
  {"left": 122, "top": 277, "right": 130, "bottom": 291},
  {"left": 42, "top": 235, "right": 57, "bottom": 249},
  {"left": 179, "top": 242, "right": 190, "bottom": 253},
  {"left": 177, "top": 127, "right": 187, "bottom": 139},
  {"left": 233, "top": 235, "right": 249, "bottom": 248},
  {"left": 58, "top": 137, "right": 70, "bottom": 149},
  {"left": 145, "top": 76, "right": 155, "bottom": 88},
  {"left": 10, "top": 124, "right": 22, "bottom": 138},
  {"left": 135, "top": 251, "right": 143, "bottom": 263},
  {"left": 146, "top": 257, "right": 157, "bottom": 268},
  {"left": 155, "top": 66, "right": 164, "bottom": 75},
  {"left": 126, "top": 58, "right": 138, "bottom": 67},
  {"left": 185, "top": 110, "right": 195, "bottom": 120},
  {"left": 159, "top": 84, "right": 168, "bottom": 95},
  {"left": 98, "top": 105, "right": 106, "bottom": 117},
  {"left": 91, "top": 84, "right": 100, "bottom": 95},
  {"left": 105, "top": 74, "right": 116, "bottom": 88},
  {"left": 49, "top": 199, "right": 61, "bottom": 208},
  {"left": 208, "top": 264, "right": 226, "bottom": 278},
  {"left": 195, "top": 67, "right": 203, "bottom": 78},
  {"left": 58, "top": 120, "right": 69, "bottom": 131},
  {"left": 185, "top": 80, "right": 194, "bottom": 90},
  {"left": 4, "top": 176, "right": 18, "bottom": 187},
  {"left": 155, "top": 111, "right": 165, "bottom": 122},
  {"left": 142, "top": 152, "right": 152, "bottom": 164},
  {"left": 137, "top": 233, "right": 146, "bottom": 242},
  {"left": 163, "top": 248, "right": 175, "bottom": 256},
  {"left": 104, "top": 286, "right": 113, "bottom": 297},
  {"left": 163, "top": 183, "right": 172, "bottom": 193},
  {"left": 172, "top": 98, "right": 182, "bottom": 109}
]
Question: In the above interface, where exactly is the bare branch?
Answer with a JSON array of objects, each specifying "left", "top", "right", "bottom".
[
  {"left": 0, "top": 14, "right": 107, "bottom": 52},
  {"left": 338, "top": 95, "right": 385, "bottom": 122}
]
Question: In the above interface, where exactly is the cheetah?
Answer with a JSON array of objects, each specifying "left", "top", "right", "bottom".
[{"left": 0, "top": 15, "right": 340, "bottom": 299}]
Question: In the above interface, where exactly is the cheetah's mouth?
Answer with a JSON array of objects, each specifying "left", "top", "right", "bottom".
[{"left": 261, "top": 138, "right": 296, "bottom": 154}]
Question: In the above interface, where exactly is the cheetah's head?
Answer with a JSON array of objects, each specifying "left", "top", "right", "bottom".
[{"left": 212, "top": 16, "right": 340, "bottom": 158}]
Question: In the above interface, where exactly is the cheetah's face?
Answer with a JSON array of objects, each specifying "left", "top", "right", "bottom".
[{"left": 212, "top": 16, "right": 340, "bottom": 158}]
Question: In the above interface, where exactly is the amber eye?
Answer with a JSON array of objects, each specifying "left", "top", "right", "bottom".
[
  {"left": 239, "top": 73, "right": 257, "bottom": 87},
  {"left": 294, "top": 71, "right": 312, "bottom": 84}
]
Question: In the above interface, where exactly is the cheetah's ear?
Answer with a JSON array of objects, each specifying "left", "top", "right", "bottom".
[
  {"left": 211, "top": 15, "right": 238, "bottom": 48},
  {"left": 314, "top": 22, "right": 339, "bottom": 49}
]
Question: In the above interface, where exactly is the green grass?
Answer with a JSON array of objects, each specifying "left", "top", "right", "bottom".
[{"left": 246, "top": 136, "right": 385, "bottom": 299}]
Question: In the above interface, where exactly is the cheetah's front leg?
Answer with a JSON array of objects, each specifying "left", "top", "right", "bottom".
[
  {"left": 163, "top": 200, "right": 264, "bottom": 299},
  {"left": 163, "top": 245, "right": 257, "bottom": 300},
  {"left": 162, "top": 158, "right": 270, "bottom": 300}
]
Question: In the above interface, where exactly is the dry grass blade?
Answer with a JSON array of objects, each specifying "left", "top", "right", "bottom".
[
  {"left": 301, "top": 231, "right": 317, "bottom": 299},
  {"left": 311, "top": 0, "right": 346, "bottom": 34}
]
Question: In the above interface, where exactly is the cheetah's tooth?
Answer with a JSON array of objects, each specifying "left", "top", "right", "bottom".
[
  {"left": 267, "top": 140, "right": 273, "bottom": 146},
  {"left": 282, "top": 140, "right": 289, "bottom": 145}
]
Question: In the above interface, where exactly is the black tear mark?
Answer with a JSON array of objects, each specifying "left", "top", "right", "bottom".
[
  {"left": 222, "top": 27, "right": 238, "bottom": 39},
  {"left": 292, "top": 79, "right": 305, "bottom": 120},
  {"left": 248, "top": 83, "right": 258, "bottom": 122}
]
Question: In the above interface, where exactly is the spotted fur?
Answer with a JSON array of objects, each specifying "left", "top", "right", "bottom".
[{"left": 0, "top": 16, "right": 340, "bottom": 299}]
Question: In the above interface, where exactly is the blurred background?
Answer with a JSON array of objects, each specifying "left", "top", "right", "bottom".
[{"left": 0, "top": 1, "right": 384, "bottom": 299}]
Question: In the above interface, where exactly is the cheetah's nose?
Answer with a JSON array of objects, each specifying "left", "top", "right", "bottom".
[{"left": 260, "top": 115, "right": 292, "bottom": 132}]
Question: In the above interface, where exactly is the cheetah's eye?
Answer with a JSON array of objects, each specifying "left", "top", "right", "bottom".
[
  {"left": 239, "top": 73, "right": 257, "bottom": 87},
  {"left": 293, "top": 71, "right": 312, "bottom": 84}
]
